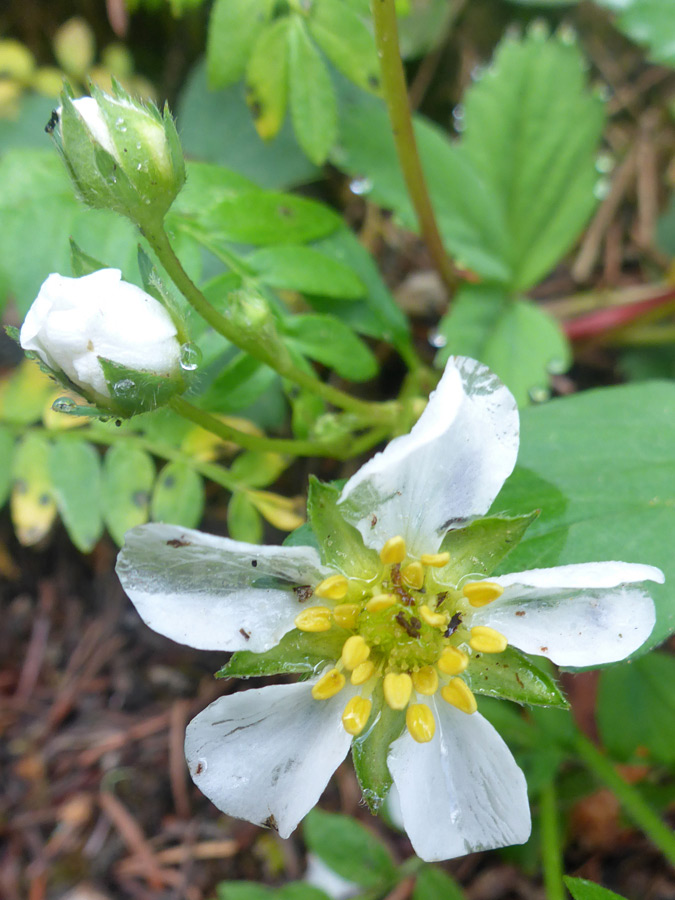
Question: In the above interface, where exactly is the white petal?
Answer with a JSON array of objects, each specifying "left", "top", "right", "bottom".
[
  {"left": 116, "top": 523, "right": 333, "bottom": 652},
  {"left": 472, "top": 562, "right": 663, "bottom": 666},
  {"left": 338, "top": 358, "right": 518, "bottom": 557},
  {"left": 185, "top": 681, "right": 353, "bottom": 838},
  {"left": 73, "top": 97, "right": 118, "bottom": 157},
  {"left": 388, "top": 699, "right": 530, "bottom": 861}
]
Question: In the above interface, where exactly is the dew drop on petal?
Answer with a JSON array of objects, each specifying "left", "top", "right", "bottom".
[{"left": 179, "top": 342, "right": 202, "bottom": 371}]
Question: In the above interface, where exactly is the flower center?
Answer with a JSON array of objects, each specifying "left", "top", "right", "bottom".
[{"left": 294, "top": 534, "right": 509, "bottom": 745}]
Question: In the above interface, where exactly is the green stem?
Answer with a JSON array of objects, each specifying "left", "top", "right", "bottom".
[
  {"left": 540, "top": 781, "right": 566, "bottom": 900},
  {"left": 371, "top": 0, "right": 457, "bottom": 294},
  {"left": 145, "top": 221, "right": 397, "bottom": 423},
  {"left": 575, "top": 731, "right": 675, "bottom": 866}
]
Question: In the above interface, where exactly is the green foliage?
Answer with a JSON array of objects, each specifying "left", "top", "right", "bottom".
[
  {"left": 466, "top": 646, "right": 569, "bottom": 708},
  {"left": 247, "top": 246, "right": 366, "bottom": 299},
  {"left": 216, "top": 883, "right": 330, "bottom": 900},
  {"left": 412, "top": 865, "right": 466, "bottom": 900},
  {"left": 151, "top": 461, "right": 204, "bottom": 527},
  {"left": 307, "top": 477, "right": 380, "bottom": 579},
  {"left": 288, "top": 17, "right": 337, "bottom": 165},
  {"left": 101, "top": 443, "right": 155, "bottom": 546},
  {"left": 48, "top": 439, "right": 103, "bottom": 553},
  {"left": 564, "top": 877, "right": 628, "bottom": 900},
  {"left": 206, "top": 0, "right": 275, "bottom": 89},
  {"left": 218, "top": 628, "right": 349, "bottom": 678},
  {"left": 352, "top": 681, "right": 405, "bottom": 811},
  {"left": 597, "top": 0, "right": 675, "bottom": 67}
]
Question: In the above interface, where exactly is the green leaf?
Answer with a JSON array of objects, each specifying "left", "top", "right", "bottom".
[
  {"left": 218, "top": 627, "right": 348, "bottom": 678},
  {"left": 597, "top": 0, "right": 675, "bottom": 68},
  {"left": 491, "top": 381, "right": 675, "bottom": 652},
  {"left": 352, "top": 681, "right": 405, "bottom": 812},
  {"left": 173, "top": 162, "right": 258, "bottom": 218},
  {"left": 307, "top": 477, "right": 380, "bottom": 579},
  {"left": 217, "top": 883, "right": 330, "bottom": 900},
  {"left": 283, "top": 314, "right": 378, "bottom": 382},
  {"left": 70, "top": 238, "right": 109, "bottom": 276},
  {"left": 48, "top": 439, "right": 103, "bottom": 553},
  {"left": 0, "top": 426, "right": 14, "bottom": 509},
  {"left": 308, "top": 0, "right": 381, "bottom": 93},
  {"left": 303, "top": 809, "right": 396, "bottom": 888},
  {"left": 247, "top": 246, "right": 366, "bottom": 299},
  {"left": 564, "top": 877, "right": 627, "bottom": 900},
  {"left": 597, "top": 652, "right": 675, "bottom": 765},
  {"left": 413, "top": 865, "right": 466, "bottom": 900},
  {"left": 151, "top": 461, "right": 204, "bottom": 528},
  {"left": 246, "top": 17, "right": 291, "bottom": 141},
  {"left": 230, "top": 451, "right": 288, "bottom": 488},
  {"left": 227, "top": 491, "right": 264, "bottom": 544},
  {"left": 101, "top": 442, "right": 155, "bottom": 546},
  {"left": 439, "top": 512, "right": 540, "bottom": 582},
  {"left": 436, "top": 285, "right": 571, "bottom": 406},
  {"left": 198, "top": 351, "right": 277, "bottom": 414},
  {"left": 465, "top": 646, "right": 569, "bottom": 708},
  {"left": 461, "top": 30, "right": 605, "bottom": 291},
  {"left": 287, "top": 17, "right": 337, "bottom": 165},
  {"left": 206, "top": 0, "right": 274, "bottom": 88},
  {"left": 177, "top": 62, "right": 318, "bottom": 190},
  {"left": 204, "top": 191, "right": 341, "bottom": 245},
  {"left": 11, "top": 433, "right": 57, "bottom": 546},
  {"left": 283, "top": 521, "right": 322, "bottom": 554}
]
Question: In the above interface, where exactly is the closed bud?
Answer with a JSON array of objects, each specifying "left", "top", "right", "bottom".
[
  {"left": 20, "top": 269, "right": 188, "bottom": 417},
  {"left": 224, "top": 290, "right": 291, "bottom": 367},
  {"left": 50, "top": 85, "right": 185, "bottom": 225}
]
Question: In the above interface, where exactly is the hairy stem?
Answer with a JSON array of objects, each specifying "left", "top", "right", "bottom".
[{"left": 371, "top": 0, "right": 457, "bottom": 294}]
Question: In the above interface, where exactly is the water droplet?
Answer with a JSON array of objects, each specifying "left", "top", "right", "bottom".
[
  {"left": 115, "top": 117, "right": 127, "bottom": 133},
  {"left": 557, "top": 24, "right": 577, "bottom": 45},
  {"left": 136, "top": 163, "right": 142, "bottom": 171},
  {"left": 547, "top": 358, "right": 567, "bottom": 375},
  {"left": 136, "top": 142, "right": 142, "bottom": 150},
  {"left": 113, "top": 378, "right": 136, "bottom": 397},
  {"left": 594, "top": 177, "right": 610, "bottom": 200},
  {"left": 52, "top": 396, "right": 77, "bottom": 413},
  {"left": 595, "top": 153, "right": 615, "bottom": 174},
  {"left": 470, "top": 64, "right": 486, "bottom": 82},
  {"left": 179, "top": 343, "right": 202, "bottom": 371},
  {"left": 529, "top": 386, "right": 550, "bottom": 404},
  {"left": 428, "top": 329, "right": 447, "bottom": 349},
  {"left": 349, "top": 176, "right": 372, "bottom": 196},
  {"left": 452, "top": 104, "right": 466, "bottom": 133}
]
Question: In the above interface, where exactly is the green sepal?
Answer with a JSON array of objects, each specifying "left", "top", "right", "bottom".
[
  {"left": 70, "top": 238, "right": 109, "bottom": 277},
  {"left": 439, "top": 511, "right": 539, "bottom": 583},
  {"left": 465, "top": 646, "right": 569, "bottom": 709},
  {"left": 282, "top": 521, "right": 321, "bottom": 554},
  {"left": 352, "top": 680, "right": 405, "bottom": 812},
  {"left": 307, "top": 476, "right": 380, "bottom": 579},
  {"left": 5, "top": 325, "right": 19, "bottom": 342},
  {"left": 216, "top": 627, "right": 349, "bottom": 678},
  {"left": 98, "top": 357, "right": 185, "bottom": 417}
]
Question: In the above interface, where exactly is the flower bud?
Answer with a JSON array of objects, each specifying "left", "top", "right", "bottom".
[
  {"left": 224, "top": 290, "right": 291, "bottom": 368},
  {"left": 49, "top": 84, "right": 185, "bottom": 225},
  {"left": 20, "top": 268, "right": 187, "bottom": 417}
]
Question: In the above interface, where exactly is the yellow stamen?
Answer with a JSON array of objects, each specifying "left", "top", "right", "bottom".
[
  {"left": 462, "top": 581, "right": 504, "bottom": 607},
  {"left": 406, "top": 704, "right": 436, "bottom": 743},
  {"left": 366, "top": 593, "right": 397, "bottom": 612},
  {"left": 333, "top": 603, "right": 359, "bottom": 629},
  {"left": 351, "top": 660, "right": 376, "bottom": 685},
  {"left": 412, "top": 665, "right": 438, "bottom": 695},
  {"left": 441, "top": 678, "right": 477, "bottom": 714},
  {"left": 383, "top": 672, "right": 413, "bottom": 710},
  {"left": 315, "top": 574, "right": 349, "bottom": 601},
  {"left": 437, "top": 646, "right": 469, "bottom": 675},
  {"left": 469, "top": 626, "right": 508, "bottom": 654},
  {"left": 342, "top": 696, "right": 372, "bottom": 736},
  {"left": 419, "top": 604, "right": 447, "bottom": 628},
  {"left": 295, "top": 606, "right": 332, "bottom": 633},
  {"left": 380, "top": 535, "right": 406, "bottom": 565},
  {"left": 312, "top": 668, "right": 346, "bottom": 700},
  {"left": 420, "top": 552, "right": 450, "bottom": 568},
  {"left": 340, "top": 635, "right": 370, "bottom": 670},
  {"left": 401, "top": 561, "right": 424, "bottom": 590}
]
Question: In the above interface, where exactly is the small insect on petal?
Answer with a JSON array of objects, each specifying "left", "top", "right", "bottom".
[
  {"left": 441, "top": 678, "right": 477, "bottom": 715},
  {"left": 406, "top": 703, "right": 436, "bottom": 742}
]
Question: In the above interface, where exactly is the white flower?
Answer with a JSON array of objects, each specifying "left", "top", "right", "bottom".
[
  {"left": 116, "top": 357, "right": 663, "bottom": 861},
  {"left": 21, "top": 268, "right": 181, "bottom": 400}
]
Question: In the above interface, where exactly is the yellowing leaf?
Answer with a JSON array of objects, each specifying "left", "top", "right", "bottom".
[
  {"left": 248, "top": 489, "right": 305, "bottom": 531},
  {"left": 11, "top": 433, "right": 57, "bottom": 545},
  {"left": 0, "top": 359, "right": 55, "bottom": 425}
]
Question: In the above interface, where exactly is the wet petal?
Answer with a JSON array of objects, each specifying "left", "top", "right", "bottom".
[
  {"left": 339, "top": 358, "right": 518, "bottom": 557},
  {"left": 388, "top": 698, "right": 530, "bottom": 860},
  {"left": 116, "top": 523, "right": 333, "bottom": 652},
  {"left": 185, "top": 681, "right": 353, "bottom": 838},
  {"left": 473, "top": 562, "right": 663, "bottom": 666}
]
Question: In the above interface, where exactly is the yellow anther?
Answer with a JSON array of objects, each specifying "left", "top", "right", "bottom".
[
  {"left": 312, "top": 668, "right": 346, "bottom": 700},
  {"left": 380, "top": 535, "right": 406, "bottom": 565},
  {"left": 383, "top": 672, "right": 413, "bottom": 710},
  {"left": 351, "top": 660, "right": 376, "bottom": 685},
  {"left": 462, "top": 581, "right": 504, "bottom": 607},
  {"left": 420, "top": 552, "right": 450, "bottom": 568},
  {"left": 295, "top": 606, "right": 332, "bottom": 633},
  {"left": 412, "top": 666, "right": 438, "bottom": 695},
  {"left": 419, "top": 604, "right": 447, "bottom": 628},
  {"left": 315, "top": 574, "right": 349, "bottom": 601},
  {"left": 366, "top": 593, "right": 397, "bottom": 612},
  {"left": 441, "top": 678, "right": 477, "bottom": 715},
  {"left": 406, "top": 704, "right": 436, "bottom": 743},
  {"left": 340, "top": 635, "right": 370, "bottom": 670},
  {"left": 342, "top": 696, "right": 372, "bottom": 736},
  {"left": 401, "top": 561, "right": 424, "bottom": 590},
  {"left": 437, "top": 646, "right": 469, "bottom": 675},
  {"left": 333, "top": 603, "right": 359, "bottom": 629},
  {"left": 469, "top": 626, "right": 508, "bottom": 654}
]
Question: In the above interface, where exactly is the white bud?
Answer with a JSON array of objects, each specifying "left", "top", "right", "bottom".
[{"left": 20, "top": 269, "right": 182, "bottom": 403}]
